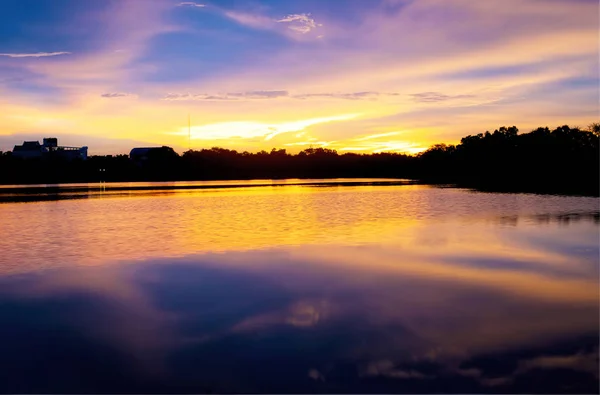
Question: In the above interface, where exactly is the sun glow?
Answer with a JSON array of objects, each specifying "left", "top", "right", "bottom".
[{"left": 172, "top": 114, "right": 360, "bottom": 141}]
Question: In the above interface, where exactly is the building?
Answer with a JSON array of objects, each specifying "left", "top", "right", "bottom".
[
  {"left": 130, "top": 146, "right": 177, "bottom": 165},
  {"left": 12, "top": 138, "right": 88, "bottom": 160},
  {"left": 12, "top": 141, "right": 45, "bottom": 159}
]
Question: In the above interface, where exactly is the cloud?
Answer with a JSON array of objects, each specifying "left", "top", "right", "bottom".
[
  {"left": 294, "top": 91, "right": 384, "bottom": 100},
  {"left": 0, "top": 52, "right": 71, "bottom": 58},
  {"left": 276, "top": 13, "right": 322, "bottom": 34},
  {"left": 411, "top": 92, "right": 476, "bottom": 103},
  {"left": 354, "top": 131, "right": 402, "bottom": 141},
  {"left": 163, "top": 93, "right": 232, "bottom": 101},
  {"left": 162, "top": 90, "right": 400, "bottom": 101},
  {"left": 516, "top": 351, "right": 599, "bottom": 376},
  {"left": 219, "top": 10, "right": 322, "bottom": 36},
  {"left": 232, "top": 90, "right": 289, "bottom": 99},
  {"left": 7, "top": 0, "right": 177, "bottom": 94},
  {"left": 223, "top": 11, "right": 274, "bottom": 30},
  {"left": 177, "top": 6, "right": 324, "bottom": 38},
  {"left": 162, "top": 90, "right": 403, "bottom": 102},
  {"left": 284, "top": 141, "right": 332, "bottom": 147},
  {"left": 470, "top": 350, "right": 600, "bottom": 388},
  {"left": 177, "top": 2, "right": 206, "bottom": 7},
  {"left": 101, "top": 92, "right": 138, "bottom": 99},
  {"left": 169, "top": 113, "right": 358, "bottom": 141},
  {"left": 163, "top": 90, "right": 289, "bottom": 101},
  {"left": 360, "top": 360, "right": 431, "bottom": 380}
]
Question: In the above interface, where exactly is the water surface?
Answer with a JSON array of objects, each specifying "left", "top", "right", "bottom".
[{"left": 0, "top": 181, "right": 597, "bottom": 393}]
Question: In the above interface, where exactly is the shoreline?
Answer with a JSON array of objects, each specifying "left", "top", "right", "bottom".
[{"left": 0, "top": 178, "right": 597, "bottom": 204}]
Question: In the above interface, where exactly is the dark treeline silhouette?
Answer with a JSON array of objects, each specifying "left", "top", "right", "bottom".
[
  {"left": 0, "top": 124, "right": 598, "bottom": 195},
  {"left": 415, "top": 124, "right": 599, "bottom": 195}
]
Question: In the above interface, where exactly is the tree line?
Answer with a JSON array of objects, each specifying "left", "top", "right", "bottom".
[{"left": 0, "top": 124, "right": 598, "bottom": 195}]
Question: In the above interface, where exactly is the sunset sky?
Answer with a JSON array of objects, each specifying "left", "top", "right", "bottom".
[{"left": 0, "top": 0, "right": 597, "bottom": 155}]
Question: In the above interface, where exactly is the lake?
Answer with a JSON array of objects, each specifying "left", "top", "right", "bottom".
[{"left": 0, "top": 180, "right": 598, "bottom": 393}]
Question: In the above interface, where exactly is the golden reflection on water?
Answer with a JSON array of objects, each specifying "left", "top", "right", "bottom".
[{"left": 0, "top": 184, "right": 598, "bottom": 276}]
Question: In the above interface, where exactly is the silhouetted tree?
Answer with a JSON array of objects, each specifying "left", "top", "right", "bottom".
[{"left": 1, "top": 124, "right": 597, "bottom": 195}]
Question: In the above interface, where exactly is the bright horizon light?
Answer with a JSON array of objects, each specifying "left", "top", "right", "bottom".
[{"left": 171, "top": 114, "right": 360, "bottom": 141}]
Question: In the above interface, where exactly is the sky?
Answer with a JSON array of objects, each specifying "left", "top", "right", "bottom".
[{"left": 0, "top": 0, "right": 598, "bottom": 155}]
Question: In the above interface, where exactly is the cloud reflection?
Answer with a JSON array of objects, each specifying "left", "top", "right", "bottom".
[
  {"left": 0, "top": 186, "right": 597, "bottom": 392},
  {"left": 0, "top": 235, "right": 596, "bottom": 392}
]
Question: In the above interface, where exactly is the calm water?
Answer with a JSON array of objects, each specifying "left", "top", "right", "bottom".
[{"left": 0, "top": 180, "right": 598, "bottom": 393}]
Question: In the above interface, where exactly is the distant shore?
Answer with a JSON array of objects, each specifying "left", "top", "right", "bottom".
[{"left": 1, "top": 124, "right": 597, "bottom": 197}]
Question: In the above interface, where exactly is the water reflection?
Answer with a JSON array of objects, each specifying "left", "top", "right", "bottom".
[
  {"left": 0, "top": 242, "right": 597, "bottom": 393},
  {"left": 0, "top": 184, "right": 598, "bottom": 273},
  {"left": 0, "top": 179, "right": 414, "bottom": 203},
  {"left": 0, "top": 184, "right": 597, "bottom": 392}
]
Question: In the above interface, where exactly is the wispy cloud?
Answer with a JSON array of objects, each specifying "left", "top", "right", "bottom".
[
  {"left": 354, "top": 131, "right": 402, "bottom": 141},
  {"left": 276, "top": 13, "right": 321, "bottom": 34},
  {"left": 0, "top": 52, "right": 71, "bottom": 58},
  {"left": 164, "top": 93, "right": 227, "bottom": 101},
  {"left": 216, "top": 10, "right": 323, "bottom": 37},
  {"left": 284, "top": 141, "right": 332, "bottom": 147},
  {"left": 101, "top": 92, "right": 138, "bottom": 99},
  {"left": 234, "top": 90, "right": 289, "bottom": 99},
  {"left": 223, "top": 11, "right": 275, "bottom": 30},
  {"left": 177, "top": 2, "right": 206, "bottom": 7},
  {"left": 177, "top": 4, "right": 323, "bottom": 36},
  {"left": 170, "top": 114, "right": 359, "bottom": 141},
  {"left": 163, "top": 90, "right": 289, "bottom": 101},
  {"left": 360, "top": 360, "right": 431, "bottom": 379},
  {"left": 411, "top": 92, "right": 476, "bottom": 103},
  {"left": 294, "top": 91, "right": 385, "bottom": 100},
  {"left": 163, "top": 91, "right": 398, "bottom": 101}
]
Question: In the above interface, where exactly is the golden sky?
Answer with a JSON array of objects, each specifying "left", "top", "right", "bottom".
[{"left": 0, "top": 0, "right": 597, "bottom": 154}]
